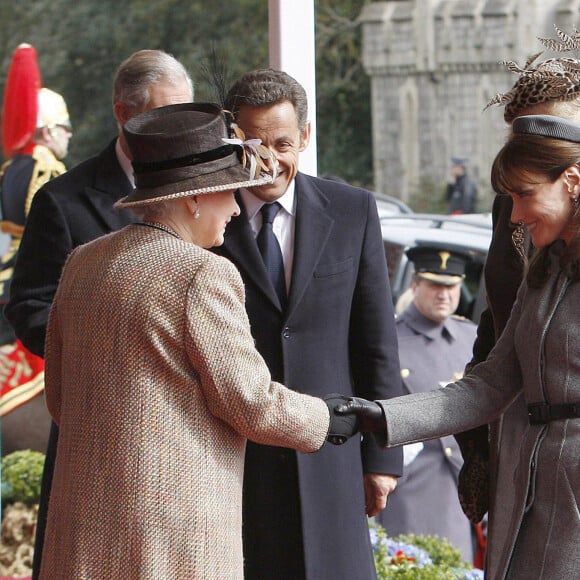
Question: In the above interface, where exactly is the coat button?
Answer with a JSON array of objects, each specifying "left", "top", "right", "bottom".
[
  {"left": 282, "top": 327, "right": 291, "bottom": 339},
  {"left": 444, "top": 447, "right": 453, "bottom": 457}
]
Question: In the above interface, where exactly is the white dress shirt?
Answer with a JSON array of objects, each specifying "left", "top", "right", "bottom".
[
  {"left": 115, "top": 138, "right": 135, "bottom": 188},
  {"left": 239, "top": 183, "right": 296, "bottom": 293}
]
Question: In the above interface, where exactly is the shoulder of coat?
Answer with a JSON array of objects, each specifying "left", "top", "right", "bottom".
[{"left": 450, "top": 314, "right": 472, "bottom": 323}]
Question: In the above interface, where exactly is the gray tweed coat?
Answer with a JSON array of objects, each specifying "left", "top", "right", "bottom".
[
  {"left": 40, "top": 224, "right": 329, "bottom": 579},
  {"left": 378, "top": 246, "right": 580, "bottom": 579}
]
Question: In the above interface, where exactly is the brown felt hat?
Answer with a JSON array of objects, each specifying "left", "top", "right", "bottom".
[{"left": 115, "top": 102, "right": 272, "bottom": 208}]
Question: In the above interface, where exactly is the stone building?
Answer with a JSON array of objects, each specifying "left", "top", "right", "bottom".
[{"left": 360, "top": 0, "right": 580, "bottom": 208}]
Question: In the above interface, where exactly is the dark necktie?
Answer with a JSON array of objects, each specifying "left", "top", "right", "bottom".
[{"left": 257, "top": 202, "right": 286, "bottom": 307}]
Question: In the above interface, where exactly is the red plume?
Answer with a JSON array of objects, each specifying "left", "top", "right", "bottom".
[{"left": 2, "top": 43, "right": 42, "bottom": 158}]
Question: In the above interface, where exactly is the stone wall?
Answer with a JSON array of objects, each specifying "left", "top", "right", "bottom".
[{"left": 360, "top": 0, "right": 580, "bottom": 207}]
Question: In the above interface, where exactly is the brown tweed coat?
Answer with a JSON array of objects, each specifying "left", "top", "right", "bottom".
[{"left": 39, "top": 224, "right": 329, "bottom": 579}]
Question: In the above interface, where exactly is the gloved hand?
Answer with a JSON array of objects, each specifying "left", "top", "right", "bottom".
[
  {"left": 324, "top": 394, "right": 360, "bottom": 445},
  {"left": 458, "top": 449, "right": 489, "bottom": 524},
  {"left": 336, "top": 397, "right": 386, "bottom": 433}
]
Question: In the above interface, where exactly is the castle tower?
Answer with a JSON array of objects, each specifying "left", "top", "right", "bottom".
[{"left": 360, "top": 0, "right": 577, "bottom": 206}]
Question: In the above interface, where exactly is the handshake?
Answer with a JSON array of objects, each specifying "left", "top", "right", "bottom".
[{"left": 324, "top": 394, "right": 386, "bottom": 445}]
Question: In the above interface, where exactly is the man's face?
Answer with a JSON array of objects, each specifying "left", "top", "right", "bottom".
[
  {"left": 451, "top": 164, "right": 465, "bottom": 177},
  {"left": 234, "top": 101, "right": 310, "bottom": 202},
  {"left": 411, "top": 278, "right": 461, "bottom": 323},
  {"left": 46, "top": 124, "right": 72, "bottom": 159}
]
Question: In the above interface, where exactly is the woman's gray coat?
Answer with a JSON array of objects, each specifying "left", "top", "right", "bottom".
[{"left": 378, "top": 246, "right": 580, "bottom": 579}]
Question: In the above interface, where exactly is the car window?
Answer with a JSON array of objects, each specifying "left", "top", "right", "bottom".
[
  {"left": 380, "top": 213, "right": 492, "bottom": 322},
  {"left": 375, "top": 194, "right": 413, "bottom": 217}
]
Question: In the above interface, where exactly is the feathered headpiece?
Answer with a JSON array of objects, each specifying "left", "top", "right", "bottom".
[
  {"left": 485, "top": 26, "right": 580, "bottom": 123},
  {"left": 2, "top": 44, "right": 42, "bottom": 158}
]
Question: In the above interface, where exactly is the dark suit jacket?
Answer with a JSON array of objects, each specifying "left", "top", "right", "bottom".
[
  {"left": 6, "top": 140, "right": 135, "bottom": 356},
  {"left": 5, "top": 139, "right": 135, "bottom": 579},
  {"left": 214, "top": 173, "right": 403, "bottom": 580},
  {"left": 470, "top": 194, "right": 530, "bottom": 367}
]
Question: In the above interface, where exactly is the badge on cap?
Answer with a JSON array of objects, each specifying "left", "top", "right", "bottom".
[{"left": 406, "top": 245, "right": 472, "bottom": 286}]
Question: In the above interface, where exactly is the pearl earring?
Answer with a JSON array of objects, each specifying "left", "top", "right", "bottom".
[{"left": 194, "top": 207, "right": 200, "bottom": 219}]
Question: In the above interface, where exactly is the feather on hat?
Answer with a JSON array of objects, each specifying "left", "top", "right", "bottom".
[{"left": 485, "top": 25, "right": 580, "bottom": 123}]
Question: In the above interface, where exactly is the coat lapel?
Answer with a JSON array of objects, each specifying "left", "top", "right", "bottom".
[
  {"left": 286, "top": 173, "right": 334, "bottom": 318},
  {"left": 79, "top": 140, "right": 136, "bottom": 231},
  {"left": 222, "top": 177, "right": 334, "bottom": 315},
  {"left": 222, "top": 192, "right": 283, "bottom": 310}
]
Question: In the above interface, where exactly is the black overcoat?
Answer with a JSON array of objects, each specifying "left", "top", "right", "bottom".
[
  {"left": 215, "top": 173, "right": 403, "bottom": 580},
  {"left": 6, "top": 140, "right": 135, "bottom": 356}
]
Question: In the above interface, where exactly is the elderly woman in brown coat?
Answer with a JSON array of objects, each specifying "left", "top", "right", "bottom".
[
  {"left": 340, "top": 114, "right": 580, "bottom": 580},
  {"left": 39, "top": 103, "right": 353, "bottom": 579}
]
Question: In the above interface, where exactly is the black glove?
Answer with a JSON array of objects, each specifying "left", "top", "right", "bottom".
[
  {"left": 336, "top": 397, "right": 386, "bottom": 433},
  {"left": 324, "top": 394, "right": 360, "bottom": 445}
]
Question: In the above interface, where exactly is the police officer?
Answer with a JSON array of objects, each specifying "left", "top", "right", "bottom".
[
  {"left": 445, "top": 157, "right": 477, "bottom": 214},
  {"left": 376, "top": 245, "right": 477, "bottom": 562}
]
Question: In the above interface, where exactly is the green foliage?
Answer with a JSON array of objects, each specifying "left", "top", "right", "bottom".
[
  {"left": 407, "top": 177, "right": 449, "bottom": 214},
  {"left": 0, "top": 0, "right": 372, "bottom": 185},
  {"left": 396, "top": 533, "right": 464, "bottom": 568},
  {"left": 0, "top": 0, "right": 270, "bottom": 167},
  {"left": 373, "top": 521, "right": 391, "bottom": 576},
  {"left": 316, "top": 0, "right": 374, "bottom": 188},
  {"left": 379, "top": 564, "right": 457, "bottom": 579},
  {"left": 1, "top": 450, "right": 45, "bottom": 507},
  {"left": 370, "top": 521, "right": 482, "bottom": 580}
]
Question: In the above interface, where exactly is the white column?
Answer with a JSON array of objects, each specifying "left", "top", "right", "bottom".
[{"left": 268, "top": 0, "right": 317, "bottom": 176}]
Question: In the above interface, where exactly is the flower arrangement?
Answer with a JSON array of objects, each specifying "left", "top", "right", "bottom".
[
  {"left": 370, "top": 521, "right": 484, "bottom": 579},
  {"left": 1, "top": 450, "right": 45, "bottom": 578}
]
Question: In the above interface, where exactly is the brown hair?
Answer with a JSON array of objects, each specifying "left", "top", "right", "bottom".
[
  {"left": 491, "top": 134, "right": 580, "bottom": 286},
  {"left": 224, "top": 69, "right": 308, "bottom": 132}
]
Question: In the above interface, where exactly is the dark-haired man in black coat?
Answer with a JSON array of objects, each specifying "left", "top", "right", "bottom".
[{"left": 215, "top": 68, "right": 403, "bottom": 580}]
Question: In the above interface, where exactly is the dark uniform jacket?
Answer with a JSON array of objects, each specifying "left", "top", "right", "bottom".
[
  {"left": 446, "top": 173, "right": 477, "bottom": 214},
  {"left": 0, "top": 146, "right": 67, "bottom": 453},
  {"left": 214, "top": 172, "right": 403, "bottom": 580},
  {"left": 6, "top": 140, "right": 135, "bottom": 355}
]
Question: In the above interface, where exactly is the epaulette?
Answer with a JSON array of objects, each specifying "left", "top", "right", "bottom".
[
  {"left": 451, "top": 314, "right": 471, "bottom": 323},
  {"left": 25, "top": 144, "right": 66, "bottom": 216}
]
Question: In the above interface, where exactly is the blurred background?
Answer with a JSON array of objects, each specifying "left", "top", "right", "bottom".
[{"left": 1, "top": 0, "right": 578, "bottom": 214}]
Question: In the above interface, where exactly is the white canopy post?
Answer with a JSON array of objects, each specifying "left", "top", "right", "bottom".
[{"left": 268, "top": 0, "right": 318, "bottom": 176}]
